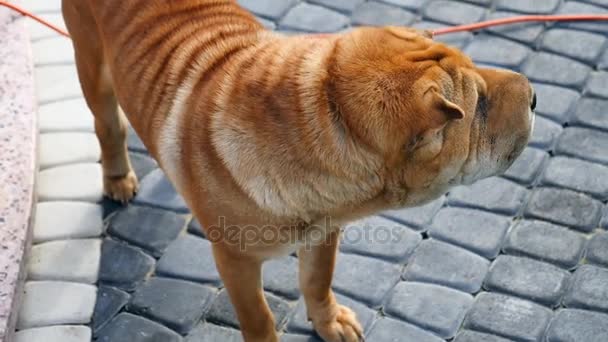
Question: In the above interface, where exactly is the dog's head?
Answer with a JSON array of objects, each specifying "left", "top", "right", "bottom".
[{"left": 328, "top": 26, "right": 535, "bottom": 207}]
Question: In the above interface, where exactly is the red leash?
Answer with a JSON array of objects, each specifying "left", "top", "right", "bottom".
[
  {"left": 0, "top": 1, "right": 70, "bottom": 37},
  {"left": 1, "top": 0, "right": 607, "bottom": 38},
  {"left": 433, "top": 14, "right": 608, "bottom": 35}
]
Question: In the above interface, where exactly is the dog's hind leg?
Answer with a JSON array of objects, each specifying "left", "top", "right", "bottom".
[{"left": 62, "top": 0, "right": 138, "bottom": 203}]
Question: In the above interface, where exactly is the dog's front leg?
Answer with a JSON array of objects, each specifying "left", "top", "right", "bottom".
[
  {"left": 298, "top": 231, "right": 364, "bottom": 342},
  {"left": 212, "top": 245, "right": 278, "bottom": 342}
]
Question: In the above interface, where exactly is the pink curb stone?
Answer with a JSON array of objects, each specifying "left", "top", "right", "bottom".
[{"left": 0, "top": 5, "right": 38, "bottom": 342}]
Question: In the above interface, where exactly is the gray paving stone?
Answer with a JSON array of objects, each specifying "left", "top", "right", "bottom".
[
  {"left": 100, "top": 198, "right": 126, "bottom": 220},
  {"left": 98, "top": 239, "right": 155, "bottom": 291},
  {"left": 586, "top": 72, "right": 608, "bottom": 99},
  {"left": 20, "top": 0, "right": 61, "bottom": 13},
  {"left": 428, "top": 208, "right": 511, "bottom": 259},
  {"left": 557, "top": 2, "right": 608, "bottom": 34},
  {"left": 377, "top": 0, "right": 430, "bottom": 11},
  {"left": 14, "top": 326, "right": 91, "bottom": 342},
  {"left": 454, "top": 330, "right": 514, "bottom": 342},
  {"left": 556, "top": 127, "right": 608, "bottom": 165},
  {"left": 27, "top": 239, "right": 101, "bottom": 283},
  {"left": 186, "top": 323, "right": 242, "bottom": 342},
  {"left": 281, "top": 334, "right": 322, "bottom": 342},
  {"left": 413, "top": 21, "right": 473, "bottom": 48},
  {"left": 602, "top": 205, "right": 608, "bottom": 229},
  {"left": 587, "top": 232, "right": 608, "bottom": 268},
  {"left": 133, "top": 169, "right": 189, "bottom": 213},
  {"left": 541, "top": 156, "right": 608, "bottom": 200},
  {"left": 256, "top": 16, "right": 276, "bottom": 30},
  {"left": 485, "top": 255, "right": 570, "bottom": 307},
  {"left": 546, "top": 309, "right": 608, "bottom": 342},
  {"left": 571, "top": 97, "right": 608, "bottom": 132},
  {"left": 381, "top": 196, "right": 445, "bottom": 231},
  {"left": 563, "top": 265, "right": 608, "bottom": 314},
  {"left": 287, "top": 293, "right": 376, "bottom": 335},
  {"left": 187, "top": 218, "right": 206, "bottom": 238},
  {"left": 156, "top": 235, "right": 221, "bottom": 286},
  {"left": 532, "top": 83, "right": 580, "bottom": 124},
  {"left": 32, "top": 36, "right": 74, "bottom": 65},
  {"left": 485, "top": 11, "right": 546, "bottom": 44},
  {"left": 262, "top": 256, "right": 299, "bottom": 300},
  {"left": 17, "top": 281, "right": 97, "bottom": 329},
  {"left": 128, "top": 277, "right": 216, "bottom": 334},
  {"left": 308, "top": 0, "right": 365, "bottom": 13},
  {"left": 366, "top": 317, "right": 443, "bottom": 342},
  {"left": 465, "top": 35, "right": 531, "bottom": 68},
  {"left": 95, "top": 313, "right": 182, "bottom": 342},
  {"left": 37, "top": 163, "right": 103, "bottom": 202},
  {"left": 529, "top": 115, "right": 563, "bottom": 150},
  {"left": 403, "top": 239, "right": 490, "bottom": 293},
  {"left": 33, "top": 201, "right": 103, "bottom": 243},
  {"left": 129, "top": 152, "right": 157, "bottom": 181},
  {"left": 524, "top": 187, "right": 603, "bottom": 232},
  {"left": 39, "top": 132, "right": 99, "bottom": 169},
  {"left": 207, "top": 290, "right": 291, "bottom": 329},
  {"left": 385, "top": 282, "right": 473, "bottom": 339},
  {"left": 503, "top": 220, "right": 587, "bottom": 269},
  {"left": 341, "top": 216, "right": 422, "bottom": 263},
  {"left": 496, "top": 0, "right": 561, "bottom": 13},
  {"left": 279, "top": 3, "right": 350, "bottom": 33},
  {"left": 448, "top": 177, "right": 529, "bottom": 216},
  {"left": 92, "top": 286, "right": 130, "bottom": 335},
  {"left": 423, "top": 1, "right": 486, "bottom": 25},
  {"left": 522, "top": 53, "right": 591, "bottom": 89},
  {"left": 601, "top": 50, "right": 608, "bottom": 71},
  {"left": 503, "top": 147, "right": 548, "bottom": 185},
  {"left": 581, "top": 0, "right": 608, "bottom": 7},
  {"left": 464, "top": 292, "right": 553, "bottom": 342},
  {"left": 38, "top": 98, "right": 94, "bottom": 133},
  {"left": 34, "top": 65, "right": 83, "bottom": 104},
  {"left": 541, "top": 29, "right": 607, "bottom": 64},
  {"left": 108, "top": 205, "right": 185, "bottom": 257},
  {"left": 127, "top": 126, "right": 147, "bottom": 154},
  {"left": 462, "top": 0, "right": 493, "bottom": 6},
  {"left": 237, "top": 0, "right": 298, "bottom": 20},
  {"left": 351, "top": 2, "right": 416, "bottom": 26},
  {"left": 332, "top": 253, "right": 402, "bottom": 306},
  {"left": 26, "top": 13, "right": 66, "bottom": 41}
]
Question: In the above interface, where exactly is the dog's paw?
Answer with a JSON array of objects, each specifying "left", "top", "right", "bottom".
[
  {"left": 312, "top": 305, "right": 364, "bottom": 342},
  {"left": 103, "top": 171, "right": 139, "bottom": 204}
]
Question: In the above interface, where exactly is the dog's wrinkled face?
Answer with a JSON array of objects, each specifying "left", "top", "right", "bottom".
[{"left": 329, "top": 27, "right": 535, "bottom": 207}]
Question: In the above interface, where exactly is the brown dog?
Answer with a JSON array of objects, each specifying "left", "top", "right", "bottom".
[{"left": 62, "top": 1, "right": 535, "bottom": 341}]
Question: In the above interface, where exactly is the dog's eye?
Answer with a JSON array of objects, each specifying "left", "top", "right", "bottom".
[{"left": 531, "top": 93, "right": 537, "bottom": 111}]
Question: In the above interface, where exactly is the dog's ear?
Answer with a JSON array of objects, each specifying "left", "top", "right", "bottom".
[
  {"left": 407, "top": 85, "right": 465, "bottom": 152},
  {"left": 424, "top": 85, "right": 465, "bottom": 129},
  {"left": 408, "top": 83, "right": 466, "bottom": 151}
]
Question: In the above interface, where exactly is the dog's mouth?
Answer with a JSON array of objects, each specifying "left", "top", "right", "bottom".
[{"left": 459, "top": 104, "right": 534, "bottom": 186}]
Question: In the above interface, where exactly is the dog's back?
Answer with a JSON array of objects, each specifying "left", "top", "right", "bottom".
[{"left": 62, "top": 0, "right": 262, "bottom": 156}]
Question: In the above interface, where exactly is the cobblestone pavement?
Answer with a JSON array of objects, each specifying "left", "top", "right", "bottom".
[
  {"left": 13, "top": 1, "right": 103, "bottom": 341},
  {"left": 15, "top": 0, "right": 608, "bottom": 341}
]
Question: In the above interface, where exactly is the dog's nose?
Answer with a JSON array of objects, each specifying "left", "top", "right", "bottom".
[{"left": 531, "top": 92, "right": 537, "bottom": 111}]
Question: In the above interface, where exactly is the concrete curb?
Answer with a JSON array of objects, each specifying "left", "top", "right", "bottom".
[{"left": 0, "top": 4, "right": 38, "bottom": 342}]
